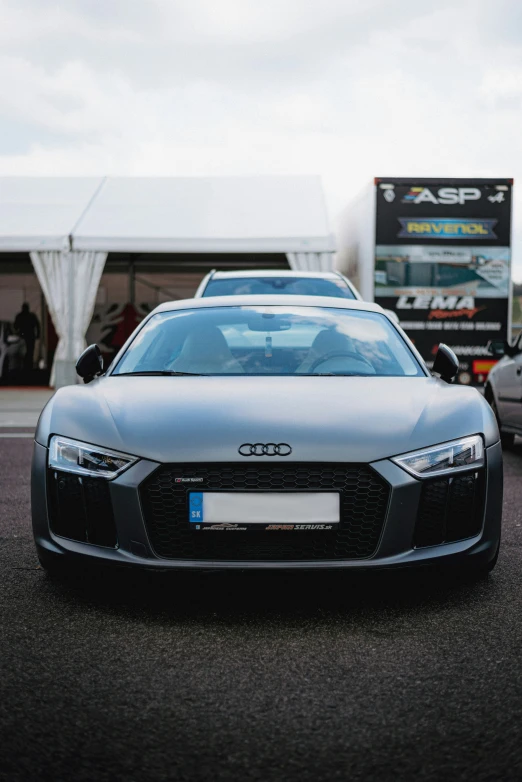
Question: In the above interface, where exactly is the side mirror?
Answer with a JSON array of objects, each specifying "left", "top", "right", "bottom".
[
  {"left": 76, "top": 344, "right": 104, "bottom": 383},
  {"left": 488, "top": 339, "right": 516, "bottom": 359},
  {"left": 433, "top": 343, "right": 459, "bottom": 383},
  {"left": 487, "top": 340, "right": 507, "bottom": 358}
]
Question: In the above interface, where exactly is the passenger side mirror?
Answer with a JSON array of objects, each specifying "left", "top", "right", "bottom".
[
  {"left": 76, "top": 344, "right": 104, "bottom": 383},
  {"left": 432, "top": 343, "right": 459, "bottom": 383},
  {"left": 488, "top": 339, "right": 516, "bottom": 358}
]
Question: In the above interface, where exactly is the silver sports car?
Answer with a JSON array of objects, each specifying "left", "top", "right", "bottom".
[{"left": 32, "top": 296, "right": 502, "bottom": 578}]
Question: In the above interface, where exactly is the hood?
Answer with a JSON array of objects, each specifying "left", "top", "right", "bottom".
[{"left": 37, "top": 375, "right": 498, "bottom": 464}]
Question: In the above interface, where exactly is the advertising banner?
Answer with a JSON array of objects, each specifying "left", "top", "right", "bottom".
[{"left": 374, "top": 179, "right": 513, "bottom": 385}]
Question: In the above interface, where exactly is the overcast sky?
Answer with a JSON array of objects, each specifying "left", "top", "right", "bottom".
[{"left": 1, "top": 0, "right": 522, "bottom": 279}]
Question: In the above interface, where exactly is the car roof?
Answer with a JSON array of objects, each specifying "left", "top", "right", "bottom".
[
  {"left": 209, "top": 270, "right": 344, "bottom": 280},
  {"left": 153, "top": 294, "right": 385, "bottom": 315}
]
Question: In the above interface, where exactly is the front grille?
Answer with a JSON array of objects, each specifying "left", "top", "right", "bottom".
[
  {"left": 139, "top": 463, "right": 390, "bottom": 560},
  {"left": 414, "top": 471, "right": 484, "bottom": 548},
  {"left": 47, "top": 470, "right": 118, "bottom": 548}
]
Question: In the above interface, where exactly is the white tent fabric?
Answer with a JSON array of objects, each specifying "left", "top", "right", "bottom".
[
  {"left": 0, "top": 178, "right": 104, "bottom": 251},
  {"left": 286, "top": 252, "right": 336, "bottom": 272},
  {"left": 0, "top": 176, "right": 334, "bottom": 254},
  {"left": 29, "top": 250, "right": 107, "bottom": 387},
  {"left": 72, "top": 176, "right": 335, "bottom": 254},
  {"left": 0, "top": 175, "right": 335, "bottom": 387}
]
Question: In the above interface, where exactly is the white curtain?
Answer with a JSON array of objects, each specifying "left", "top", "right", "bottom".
[
  {"left": 30, "top": 250, "right": 107, "bottom": 387},
  {"left": 286, "top": 252, "right": 336, "bottom": 272}
]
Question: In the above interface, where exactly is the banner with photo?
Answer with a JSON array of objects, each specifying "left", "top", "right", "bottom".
[
  {"left": 374, "top": 244, "right": 511, "bottom": 384},
  {"left": 374, "top": 180, "right": 512, "bottom": 385},
  {"left": 375, "top": 245, "right": 511, "bottom": 384}
]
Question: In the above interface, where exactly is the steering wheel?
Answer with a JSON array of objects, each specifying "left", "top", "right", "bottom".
[{"left": 309, "top": 351, "right": 375, "bottom": 373}]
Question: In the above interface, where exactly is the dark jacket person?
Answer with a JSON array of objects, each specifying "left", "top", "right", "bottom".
[{"left": 14, "top": 303, "right": 40, "bottom": 370}]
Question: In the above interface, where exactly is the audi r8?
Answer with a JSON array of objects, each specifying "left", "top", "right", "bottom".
[{"left": 32, "top": 296, "right": 502, "bottom": 578}]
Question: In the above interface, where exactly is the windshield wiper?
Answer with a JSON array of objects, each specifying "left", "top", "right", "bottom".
[
  {"left": 299, "top": 372, "right": 368, "bottom": 377},
  {"left": 115, "top": 371, "right": 203, "bottom": 377}
]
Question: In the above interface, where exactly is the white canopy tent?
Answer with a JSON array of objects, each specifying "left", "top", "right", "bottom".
[
  {"left": 0, "top": 176, "right": 335, "bottom": 386},
  {"left": 0, "top": 176, "right": 104, "bottom": 252},
  {"left": 72, "top": 176, "right": 334, "bottom": 255}
]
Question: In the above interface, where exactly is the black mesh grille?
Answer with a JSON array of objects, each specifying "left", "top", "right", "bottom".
[
  {"left": 139, "top": 463, "right": 390, "bottom": 560},
  {"left": 414, "top": 471, "right": 484, "bottom": 548},
  {"left": 47, "top": 470, "right": 118, "bottom": 548}
]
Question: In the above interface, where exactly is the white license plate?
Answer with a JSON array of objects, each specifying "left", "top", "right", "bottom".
[{"left": 188, "top": 492, "right": 340, "bottom": 531}]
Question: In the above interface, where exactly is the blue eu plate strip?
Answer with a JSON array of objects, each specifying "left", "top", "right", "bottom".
[{"left": 189, "top": 492, "right": 204, "bottom": 523}]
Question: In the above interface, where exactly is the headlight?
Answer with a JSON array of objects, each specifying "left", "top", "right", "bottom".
[
  {"left": 392, "top": 435, "right": 484, "bottom": 479},
  {"left": 49, "top": 436, "right": 138, "bottom": 479}
]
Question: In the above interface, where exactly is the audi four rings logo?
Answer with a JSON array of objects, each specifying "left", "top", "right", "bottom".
[{"left": 238, "top": 443, "right": 292, "bottom": 457}]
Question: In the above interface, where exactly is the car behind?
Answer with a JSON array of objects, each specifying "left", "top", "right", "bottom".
[{"left": 486, "top": 332, "right": 522, "bottom": 447}]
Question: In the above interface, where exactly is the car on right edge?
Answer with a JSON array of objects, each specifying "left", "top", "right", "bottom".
[{"left": 486, "top": 332, "right": 522, "bottom": 447}]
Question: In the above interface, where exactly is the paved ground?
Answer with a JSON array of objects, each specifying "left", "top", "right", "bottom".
[
  {"left": 0, "top": 388, "right": 53, "bottom": 428},
  {"left": 1, "top": 430, "right": 522, "bottom": 781}
]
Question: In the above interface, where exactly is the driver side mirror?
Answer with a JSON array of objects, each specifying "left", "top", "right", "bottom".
[
  {"left": 432, "top": 343, "right": 459, "bottom": 383},
  {"left": 76, "top": 344, "right": 104, "bottom": 383}
]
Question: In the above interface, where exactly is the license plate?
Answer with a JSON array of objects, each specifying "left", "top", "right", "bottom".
[{"left": 188, "top": 492, "right": 340, "bottom": 531}]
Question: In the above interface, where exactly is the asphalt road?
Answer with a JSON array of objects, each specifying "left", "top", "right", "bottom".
[{"left": 1, "top": 437, "right": 522, "bottom": 782}]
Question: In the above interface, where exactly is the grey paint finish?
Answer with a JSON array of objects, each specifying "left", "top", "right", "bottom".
[
  {"left": 36, "top": 375, "right": 499, "bottom": 463},
  {"left": 33, "top": 295, "right": 502, "bottom": 573},
  {"left": 33, "top": 442, "right": 502, "bottom": 571}
]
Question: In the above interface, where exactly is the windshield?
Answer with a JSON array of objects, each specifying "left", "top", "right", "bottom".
[
  {"left": 202, "top": 276, "right": 356, "bottom": 299},
  {"left": 113, "top": 306, "right": 424, "bottom": 377}
]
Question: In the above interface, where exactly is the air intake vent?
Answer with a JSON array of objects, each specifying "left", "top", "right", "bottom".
[
  {"left": 414, "top": 472, "right": 484, "bottom": 548},
  {"left": 47, "top": 470, "right": 118, "bottom": 548},
  {"left": 139, "top": 462, "right": 390, "bottom": 561}
]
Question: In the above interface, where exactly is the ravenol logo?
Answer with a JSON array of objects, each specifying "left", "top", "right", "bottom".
[
  {"left": 398, "top": 218, "right": 497, "bottom": 240},
  {"left": 402, "top": 187, "right": 481, "bottom": 205}
]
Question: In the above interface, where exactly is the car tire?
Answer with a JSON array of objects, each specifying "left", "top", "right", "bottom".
[
  {"left": 500, "top": 431, "right": 515, "bottom": 448},
  {"left": 439, "top": 540, "right": 500, "bottom": 582},
  {"left": 459, "top": 542, "right": 500, "bottom": 581},
  {"left": 465, "top": 551, "right": 499, "bottom": 580},
  {"left": 489, "top": 396, "right": 515, "bottom": 449},
  {"left": 37, "top": 548, "right": 77, "bottom": 579}
]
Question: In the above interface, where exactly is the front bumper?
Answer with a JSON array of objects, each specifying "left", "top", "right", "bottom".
[{"left": 32, "top": 441, "right": 503, "bottom": 571}]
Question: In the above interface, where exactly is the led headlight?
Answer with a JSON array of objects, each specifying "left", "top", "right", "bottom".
[
  {"left": 49, "top": 436, "right": 138, "bottom": 479},
  {"left": 392, "top": 435, "right": 484, "bottom": 479}
]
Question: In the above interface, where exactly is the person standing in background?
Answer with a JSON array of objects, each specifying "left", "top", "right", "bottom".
[{"left": 14, "top": 302, "right": 40, "bottom": 370}]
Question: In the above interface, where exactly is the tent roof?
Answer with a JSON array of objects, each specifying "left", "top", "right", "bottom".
[
  {"left": 0, "top": 177, "right": 104, "bottom": 252},
  {"left": 0, "top": 175, "right": 334, "bottom": 254}
]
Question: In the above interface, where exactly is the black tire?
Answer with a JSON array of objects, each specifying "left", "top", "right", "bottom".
[
  {"left": 489, "top": 395, "right": 515, "bottom": 449},
  {"left": 457, "top": 543, "right": 500, "bottom": 582},
  {"left": 37, "top": 547, "right": 77, "bottom": 579},
  {"left": 466, "top": 551, "right": 499, "bottom": 579},
  {"left": 500, "top": 431, "right": 515, "bottom": 448}
]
